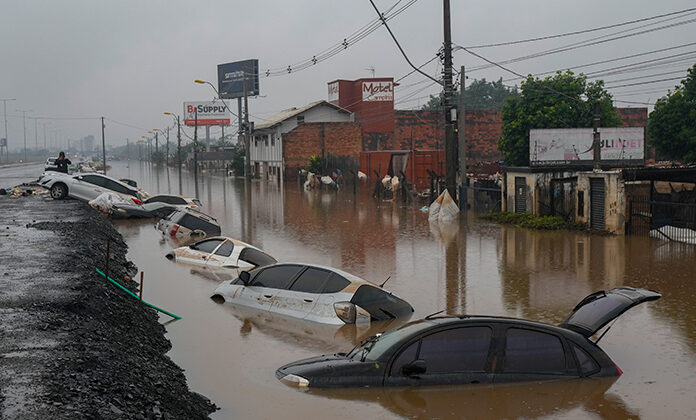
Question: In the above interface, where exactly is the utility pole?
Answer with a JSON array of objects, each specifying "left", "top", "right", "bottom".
[
  {"left": 193, "top": 109, "right": 199, "bottom": 197},
  {"left": 127, "top": 138, "right": 130, "bottom": 160},
  {"left": 593, "top": 102, "right": 601, "bottom": 170},
  {"left": 34, "top": 117, "right": 38, "bottom": 151},
  {"left": 101, "top": 116, "right": 107, "bottom": 175},
  {"left": 17, "top": 109, "right": 31, "bottom": 162},
  {"left": 155, "top": 131, "right": 159, "bottom": 155},
  {"left": 243, "top": 68, "right": 251, "bottom": 180},
  {"left": 176, "top": 115, "right": 182, "bottom": 179},
  {"left": 42, "top": 122, "right": 47, "bottom": 151},
  {"left": 1, "top": 99, "right": 16, "bottom": 163},
  {"left": 458, "top": 65, "right": 467, "bottom": 210},
  {"left": 221, "top": 122, "right": 225, "bottom": 144},
  {"left": 165, "top": 126, "right": 170, "bottom": 167},
  {"left": 442, "top": 0, "right": 457, "bottom": 199}
]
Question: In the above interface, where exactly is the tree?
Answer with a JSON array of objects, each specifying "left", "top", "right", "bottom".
[
  {"left": 421, "top": 78, "right": 520, "bottom": 111},
  {"left": 499, "top": 71, "right": 622, "bottom": 166},
  {"left": 648, "top": 64, "right": 696, "bottom": 163}
]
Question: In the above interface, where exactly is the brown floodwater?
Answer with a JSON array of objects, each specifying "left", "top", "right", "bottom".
[{"left": 108, "top": 161, "right": 696, "bottom": 419}]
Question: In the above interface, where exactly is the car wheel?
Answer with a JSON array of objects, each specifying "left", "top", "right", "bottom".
[{"left": 50, "top": 183, "right": 68, "bottom": 199}]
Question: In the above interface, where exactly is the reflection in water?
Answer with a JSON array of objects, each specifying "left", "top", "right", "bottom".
[
  {"left": 105, "top": 160, "right": 696, "bottom": 420},
  {"left": 309, "top": 378, "right": 639, "bottom": 420}
]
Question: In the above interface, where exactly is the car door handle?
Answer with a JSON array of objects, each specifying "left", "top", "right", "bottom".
[
  {"left": 303, "top": 299, "right": 313, "bottom": 303},
  {"left": 263, "top": 294, "right": 273, "bottom": 298}
]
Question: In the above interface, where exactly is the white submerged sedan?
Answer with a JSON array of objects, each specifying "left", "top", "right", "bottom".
[
  {"left": 39, "top": 172, "right": 142, "bottom": 203},
  {"left": 165, "top": 236, "right": 277, "bottom": 270},
  {"left": 211, "top": 263, "right": 414, "bottom": 325}
]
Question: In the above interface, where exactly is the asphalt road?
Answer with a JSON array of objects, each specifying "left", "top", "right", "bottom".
[{"left": 0, "top": 162, "right": 44, "bottom": 187}]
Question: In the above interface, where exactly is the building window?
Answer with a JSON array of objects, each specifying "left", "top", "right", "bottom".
[{"left": 297, "top": 115, "right": 305, "bottom": 124}]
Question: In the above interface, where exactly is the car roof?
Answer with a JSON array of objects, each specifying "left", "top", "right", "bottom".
[
  {"left": 394, "top": 315, "right": 586, "bottom": 340},
  {"left": 265, "top": 262, "right": 372, "bottom": 286},
  {"left": 169, "top": 207, "right": 218, "bottom": 222},
  {"left": 190, "top": 236, "right": 260, "bottom": 250},
  {"left": 74, "top": 172, "right": 138, "bottom": 191}
]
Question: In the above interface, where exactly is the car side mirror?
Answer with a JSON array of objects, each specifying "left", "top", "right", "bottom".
[
  {"left": 402, "top": 359, "right": 426, "bottom": 377},
  {"left": 239, "top": 270, "right": 251, "bottom": 286}
]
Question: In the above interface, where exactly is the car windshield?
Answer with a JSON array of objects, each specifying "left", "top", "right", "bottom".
[{"left": 348, "top": 322, "right": 432, "bottom": 362}]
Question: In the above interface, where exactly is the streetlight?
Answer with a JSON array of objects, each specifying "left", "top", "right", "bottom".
[
  {"left": 194, "top": 79, "right": 250, "bottom": 179},
  {"left": 1, "top": 98, "right": 16, "bottom": 163},
  {"left": 164, "top": 111, "right": 182, "bottom": 190}
]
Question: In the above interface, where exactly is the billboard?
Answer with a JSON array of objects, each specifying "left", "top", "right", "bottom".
[
  {"left": 529, "top": 127, "right": 645, "bottom": 166},
  {"left": 217, "top": 59, "right": 259, "bottom": 99},
  {"left": 328, "top": 81, "right": 339, "bottom": 103},
  {"left": 183, "top": 102, "right": 231, "bottom": 126},
  {"left": 362, "top": 81, "right": 393, "bottom": 102}
]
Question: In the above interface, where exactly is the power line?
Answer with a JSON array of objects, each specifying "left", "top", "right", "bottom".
[
  {"left": 458, "top": 13, "right": 696, "bottom": 73},
  {"left": 463, "top": 7, "right": 696, "bottom": 49},
  {"left": 605, "top": 76, "right": 685, "bottom": 89}
]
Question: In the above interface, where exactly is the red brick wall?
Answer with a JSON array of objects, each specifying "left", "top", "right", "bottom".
[
  {"left": 283, "top": 122, "right": 362, "bottom": 179},
  {"left": 616, "top": 107, "right": 648, "bottom": 127}
]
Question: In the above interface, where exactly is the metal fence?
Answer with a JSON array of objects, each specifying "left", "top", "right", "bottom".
[
  {"left": 463, "top": 183, "right": 501, "bottom": 213},
  {"left": 628, "top": 200, "right": 696, "bottom": 244}
]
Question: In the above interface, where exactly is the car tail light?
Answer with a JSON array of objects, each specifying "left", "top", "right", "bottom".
[
  {"left": 334, "top": 302, "right": 371, "bottom": 324},
  {"left": 169, "top": 225, "right": 179, "bottom": 237},
  {"left": 131, "top": 197, "right": 143, "bottom": 205},
  {"left": 615, "top": 363, "right": 623, "bottom": 376}
]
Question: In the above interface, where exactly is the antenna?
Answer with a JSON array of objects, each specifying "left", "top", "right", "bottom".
[
  {"left": 365, "top": 66, "right": 376, "bottom": 78},
  {"left": 379, "top": 276, "right": 391, "bottom": 288}
]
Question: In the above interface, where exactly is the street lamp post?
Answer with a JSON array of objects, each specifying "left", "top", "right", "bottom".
[
  {"left": 1, "top": 99, "right": 16, "bottom": 162},
  {"left": 164, "top": 112, "right": 182, "bottom": 193},
  {"left": 16, "top": 109, "right": 32, "bottom": 162}
]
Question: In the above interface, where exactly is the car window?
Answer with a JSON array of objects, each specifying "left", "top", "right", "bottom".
[
  {"left": 192, "top": 239, "right": 224, "bottom": 254},
  {"left": 417, "top": 327, "right": 492, "bottom": 374},
  {"left": 214, "top": 240, "right": 234, "bottom": 257},
  {"left": 289, "top": 268, "right": 331, "bottom": 293},
  {"left": 239, "top": 247, "right": 277, "bottom": 267},
  {"left": 105, "top": 179, "right": 132, "bottom": 195},
  {"left": 504, "top": 328, "right": 566, "bottom": 373},
  {"left": 323, "top": 273, "right": 351, "bottom": 293},
  {"left": 390, "top": 341, "right": 419, "bottom": 376},
  {"left": 572, "top": 344, "right": 599, "bottom": 375},
  {"left": 360, "top": 323, "right": 435, "bottom": 362},
  {"left": 180, "top": 214, "right": 215, "bottom": 231},
  {"left": 250, "top": 265, "right": 303, "bottom": 289},
  {"left": 81, "top": 175, "right": 107, "bottom": 187}
]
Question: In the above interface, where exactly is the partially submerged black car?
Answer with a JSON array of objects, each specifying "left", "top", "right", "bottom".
[
  {"left": 276, "top": 287, "right": 660, "bottom": 388},
  {"left": 111, "top": 202, "right": 178, "bottom": 219}
]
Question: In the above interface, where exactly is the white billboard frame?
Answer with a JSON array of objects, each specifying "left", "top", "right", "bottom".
[
  {"left": 529, "top": 127, "right": 645, "bottom": 166},
  {"left": 183, "top": 101, "right": 231, "bottom": 126}
]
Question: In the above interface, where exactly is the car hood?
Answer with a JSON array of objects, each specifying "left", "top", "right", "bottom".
[
  {"left": 276, "top": 354, "right": 356, "bottom": 380},
  {"left": 559, "top": 286, "right": 661, "bottom": 337}
]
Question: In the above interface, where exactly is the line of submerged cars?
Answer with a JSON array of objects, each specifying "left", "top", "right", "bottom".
[{"left": 39, "top": 170, "right": 662, "bottom": 392}]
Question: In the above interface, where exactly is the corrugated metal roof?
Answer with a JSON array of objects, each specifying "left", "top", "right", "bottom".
[{"left": 253, "top": 100, "right": 351, "bottom": 131}]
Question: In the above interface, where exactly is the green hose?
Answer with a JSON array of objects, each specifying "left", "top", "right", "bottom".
[{"left": 95, "top": 268, "right": 182, "bottom": 320}]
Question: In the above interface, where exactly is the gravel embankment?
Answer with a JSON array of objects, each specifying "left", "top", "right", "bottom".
[{"left": 0, "top": 194, "right": 216, "bottom": 419}]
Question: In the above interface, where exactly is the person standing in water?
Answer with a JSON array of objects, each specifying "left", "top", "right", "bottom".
[{"left": 55, "top": 151, "right": 71, "bottom": 173}]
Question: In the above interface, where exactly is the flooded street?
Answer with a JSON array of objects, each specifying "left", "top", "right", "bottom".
[{"left": 108, "top": 161, "right": 695, "bottom": 419}]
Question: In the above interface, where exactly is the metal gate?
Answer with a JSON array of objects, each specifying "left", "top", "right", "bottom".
[
  {"left": 628, "top": 200, "right": 696, "bottom": 243},
  {"left": 590, "top": 178, "right": 605, "bottom": 230},
  {"left": 514, "top": 177, "right": 527, "bottom": 214}
]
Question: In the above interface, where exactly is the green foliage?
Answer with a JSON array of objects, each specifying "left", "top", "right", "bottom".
[
  {"left": 306, "top": 155, "right": 322, "bottom": 173},
  {"left": 478, "top": 212, "right": 586, "bottom": 231},
  {"left": 499, "top": 71, "right": 623, "bottom": 166},
  {"left": 648, "top": 65, "right": 696, "bottom": 163},
  {"left": 151, "top": 150, "right": 165, "bottom": 164},
  {"left": 422, "top": 78, "right": 520, "bottom": 111}
]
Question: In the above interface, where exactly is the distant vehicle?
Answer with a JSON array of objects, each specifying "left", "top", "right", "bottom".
[
  {"left": 156, "top": 208, "right": 221, "bottom": 237},
  {"left": 211, "top": 263, "right": 414, "bottom": 325},
  {"left": 44, "top": 157, "right": 58, "bottom": 172},
  {"left": 165, "top": 236, "right": 276, "bottom": 270},
  {"left": 276, "top": 287, "right": 660, "bottom": 388},
  {"left": 111, "top": 201, "right": 178, "bottom": 219},
  {"left": 38, "top": 172, "right": 142, "bottom": 203},
  {"left": 145, "top": 194, "right": 202, "bottom": 209}
]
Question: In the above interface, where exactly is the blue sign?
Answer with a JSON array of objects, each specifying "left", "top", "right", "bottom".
[{"left": 217, "top": 59, "right": 259, "bottom": 99}]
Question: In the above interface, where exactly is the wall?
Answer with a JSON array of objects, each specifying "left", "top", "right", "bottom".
[
  {"left": 576, "top": 171, "right": 626, "bottom": 234},
  {"left": 283, "top": 122, "right": 362, "bottom": 180}
]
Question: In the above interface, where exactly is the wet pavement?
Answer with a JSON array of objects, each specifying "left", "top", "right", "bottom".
[{"left": 6, "top": 161, "right": 694, "bottom": 419}]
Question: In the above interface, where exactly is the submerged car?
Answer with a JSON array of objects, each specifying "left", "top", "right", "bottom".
[
  {"left": 144, "top": 194, "right": 202, "bottom": 209},
  {"left": 112, "top": 201, "right": 178, "bottom": 219},
  {"left": 156, "top": 208, "right": 221, "bottom": 237},
  {"left": 39, "top": 172, "right": 142, "bottom": 203},
  {"left": 212, "top": 263, "right": 414, "bottom": 325},
  {"left": 165, "top": 236, "right": 276, "bottom": 270},
  {"left": 44, "top": 157, "right": 58, "bottom": 172},
  {"left": 276, "top": 286, "right": 660, "bottom": 388}
]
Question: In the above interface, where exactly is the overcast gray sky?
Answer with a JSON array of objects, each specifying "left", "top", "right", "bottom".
[{"left": 1, "top": 0, "right": 694, "bottom": 151}]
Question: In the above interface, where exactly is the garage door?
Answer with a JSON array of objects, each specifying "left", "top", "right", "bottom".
[{"left": 590, "top": 178, "right": 605, "bottom": 230}]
